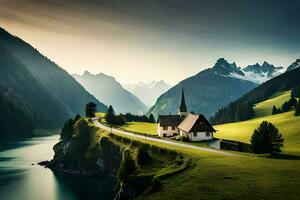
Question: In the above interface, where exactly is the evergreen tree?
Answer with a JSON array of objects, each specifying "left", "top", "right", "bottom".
[
  {"left": 148, "top": 114, "right": 156, "bottom": 123},
  {"left": 291, "top": 84, "right": 300, "bottom": 98},
  {"left": 295, "top": 100, "right": 300, "bottom": 116},
  {"left": 85, "top": 102, "right": 97, "bottom": 118},
  {"left": 272, "top": 105, "right": 277, "bottom": 115},
  {"left": 250, "top": 121, "right": 284, "bottom": 154}
]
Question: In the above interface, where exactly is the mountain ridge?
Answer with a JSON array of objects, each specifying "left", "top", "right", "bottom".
[{"left": 73, "top": 71, "right": 148, "bottom": 114}]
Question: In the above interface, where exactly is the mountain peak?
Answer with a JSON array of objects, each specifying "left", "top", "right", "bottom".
[
  {"left": 83, "top": 70, "right": 91, "bottom": 76},
  {"left": 287, "top": 59, "right": 300, "bottom": 72},
  {"left": 212, "top": 58, "right": 244, "bottom": 76}
]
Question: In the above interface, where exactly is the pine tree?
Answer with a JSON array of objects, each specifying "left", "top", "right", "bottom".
[
  {"left": 272, "top": 105, "right": 277, "bottom": 115},
  {"left": 148, "top": 114, "right": 156, "bottom": 123},
  {"left": 250, "top": 121, "right": 284, "bottom": 154},
  {"left": 85, "top": 102, "right": 97, "bottom": 118}
]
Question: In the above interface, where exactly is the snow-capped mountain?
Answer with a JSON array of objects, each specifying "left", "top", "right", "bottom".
[
  {"left": 213, "top": 58, "right": 284, "bottom": 84},
  {"left": 124, "top": 80, "right": 171, "bottom": 107},
  {"left": 287, "top": 59, "right": 300, "bottom": 72}
]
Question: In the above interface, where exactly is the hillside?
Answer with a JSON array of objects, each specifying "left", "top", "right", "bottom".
[
  {"left": 254, "top": 90, "right": 291, "bottom": 118},
  {"left": 124, "top": 80, "right": 171, "bottom": 107},
  {"left": 73, "top": 71, "right": 147, "bottom": 114},
  {"left": 0, "top": 27, "right": 107, "bottom": 118},
  {"left": 148, "top": 58, "right": 257, "bottom": 117},
  {"left": 0, "top": 44, "right": 70, "bottom": 136},
  {"left": 211, "top": 62, "right": 300, "bottom": 124},
  {"left": 216, "top": 111, "right": 300, "bottom": 155}
]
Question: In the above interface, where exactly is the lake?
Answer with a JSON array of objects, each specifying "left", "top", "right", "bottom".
[{"left": 0, "top": 135, "right": 115, "bottom": 200}]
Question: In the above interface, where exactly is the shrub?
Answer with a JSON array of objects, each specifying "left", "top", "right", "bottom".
[{"left": 250, "top": 121, "right": 284, "bottom": 154}]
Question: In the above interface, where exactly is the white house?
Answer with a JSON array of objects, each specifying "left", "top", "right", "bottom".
[
  {"left": 157, "top": 88, "right": 216, "bottom": 141},
  {"left": 177, "top": 113, "right": 216, "bottom": 141},
  {"left": 157, "top": 115, "right": 183, "bottom": 137}
]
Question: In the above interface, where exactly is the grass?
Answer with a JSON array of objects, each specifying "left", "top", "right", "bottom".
[
  {"left": 93, "top": 102, "right": 300, "bottom": 200},
  {"left": 254, "top": 90, "right": 291, "bottom": 117},
  {"left": 215, "top": 111, "right": 300, "bottom": 155},
  {"left": 121, "top": 122, "right": 157, "bottom": 135},
  {"left": 89, "top": 117, "right": 300, "bottom": 200}
]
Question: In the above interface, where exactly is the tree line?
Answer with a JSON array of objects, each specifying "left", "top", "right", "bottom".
[{"left": 105, "top": 105, "right": 156, "bottom": 126}]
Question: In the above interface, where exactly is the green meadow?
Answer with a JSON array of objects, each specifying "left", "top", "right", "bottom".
[
  {"left": 254, "top": 90, "right": 292, "bottom": 118},
  {"left": 216, "top": 90, "right": 300, "bottom": 155},
  {"left": 120, "top": 122, "right": 157, "bottom": 135}
]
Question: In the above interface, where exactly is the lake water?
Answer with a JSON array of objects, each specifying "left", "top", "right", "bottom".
[{"left": 0, "top": 135, "right": 115, "bottom": 200}]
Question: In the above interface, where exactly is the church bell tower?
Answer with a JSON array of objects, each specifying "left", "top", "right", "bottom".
[{"left": 178, "top": 88, "right": 188, "bottom": 117}]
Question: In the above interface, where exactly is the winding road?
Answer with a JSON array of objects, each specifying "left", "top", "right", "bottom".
[{"left": 92, "top": 119, "right": 240, "bottom": 157}]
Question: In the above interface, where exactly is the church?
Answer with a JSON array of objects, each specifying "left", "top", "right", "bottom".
[{"left": 157, "top": 89, "right": 216, "bottom": 141}]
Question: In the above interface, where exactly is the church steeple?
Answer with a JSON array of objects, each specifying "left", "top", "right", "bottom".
[{"left": 179, "top": 88, "right": 188, "bottom": 116}]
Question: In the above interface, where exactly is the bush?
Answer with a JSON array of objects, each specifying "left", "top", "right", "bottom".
[{"left": 250, "top": 121, "right": 284, "bottom": 154}]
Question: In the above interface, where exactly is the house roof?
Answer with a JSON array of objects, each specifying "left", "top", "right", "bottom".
[
  {"left": 178, "top": 113, "right": 216, "bottom": 133},
  {"left": 158, "top": 115, "right": 184, "bottom": 127}
]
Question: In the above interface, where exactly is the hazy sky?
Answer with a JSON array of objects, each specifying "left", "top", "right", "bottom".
[{"left": 0, "top": 0, "right": 299, "bottom": 84}]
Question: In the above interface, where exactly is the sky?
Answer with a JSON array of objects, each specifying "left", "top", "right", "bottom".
[{"left": 0, "top": 0, "right": 299, "bottom": 85}]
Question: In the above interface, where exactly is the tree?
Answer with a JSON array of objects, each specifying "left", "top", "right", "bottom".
[
  {"left": 272, "top": 105, "right": 278, "bottom": 115},
  {"left": 105, "top": 105, "right": 126, "bottom": 125},
  {"left": 250, "top": 121, "right": 284, "bottom": 154},
  {"left": 291, "top": 84, "right": 300, "bottom": 98},
  {"left": 295, "top": 100, "right": 300, "bottom": 116},
  {"left": 60, "top": 118, "right": 74, "bottom": 141},
  {"left": 148, "top": 114, "right": 156, "bottom": 123},
  {"left": 85, "top": 102, "right": 97, "bottom": 118}
]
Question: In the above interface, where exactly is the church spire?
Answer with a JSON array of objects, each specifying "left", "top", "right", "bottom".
[{"left": 179, "top": 88, "right": 187, "bottom": 113}]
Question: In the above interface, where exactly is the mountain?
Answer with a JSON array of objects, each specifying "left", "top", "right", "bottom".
[
  {"left": 148, "top": 58, "right": 257, "bottom": 118},
  {"left": 73, "top": 71, "right": 148, "bottom": 114},
  {"left": 242, "top": 62, "right": 284, "bottom": 83},
  {"left": 124, "top": 80, "right": 171, "bottom": 107},
  {"left": 286, "top": 59, "right": 300, "bottom": 72},
  {"left": 211, "top": 59, "right": 300, "bottom": 125},
  {"left": 0, "top": 28, "right": 107, "bottom": 115},
  {"left": 0, "top": 27, "right": 107, "bottom": 137},
  {"left": 213, "top": 58, "right": 284, "bottom": 84},
  {"left": 0, "top": 43, "right": 68, "bottom": 136}
]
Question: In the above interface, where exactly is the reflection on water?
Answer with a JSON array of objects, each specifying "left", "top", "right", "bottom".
[{"left": 0, "top": 135, "right": 115, "bottom": 200}]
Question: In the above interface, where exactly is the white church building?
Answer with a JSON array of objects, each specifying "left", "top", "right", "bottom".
[{"left": 157, "top": 89, "right": 216, "bottom": 142}]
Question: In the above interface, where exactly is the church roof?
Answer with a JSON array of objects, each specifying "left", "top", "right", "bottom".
[
  {"left": 158, "top": 115, "right": 184, "bottom": 127},
  {"left": 178, "top": 113, "right": 216, "bottom": 133}
]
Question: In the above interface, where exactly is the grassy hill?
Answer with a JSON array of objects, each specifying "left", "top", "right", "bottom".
[
  {"left": 254, "top": 90, "right": 291, "bottom": 117},
  {"left": 94, "top": 117, "right": 300, "bottom": 200},
  {"left": 215, "top": 90, "right": 300, "bottom": 155}
]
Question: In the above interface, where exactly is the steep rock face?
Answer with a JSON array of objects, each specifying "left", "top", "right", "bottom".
[{"left": 44, "top": 136, "right": 122, "bottom": 177}]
